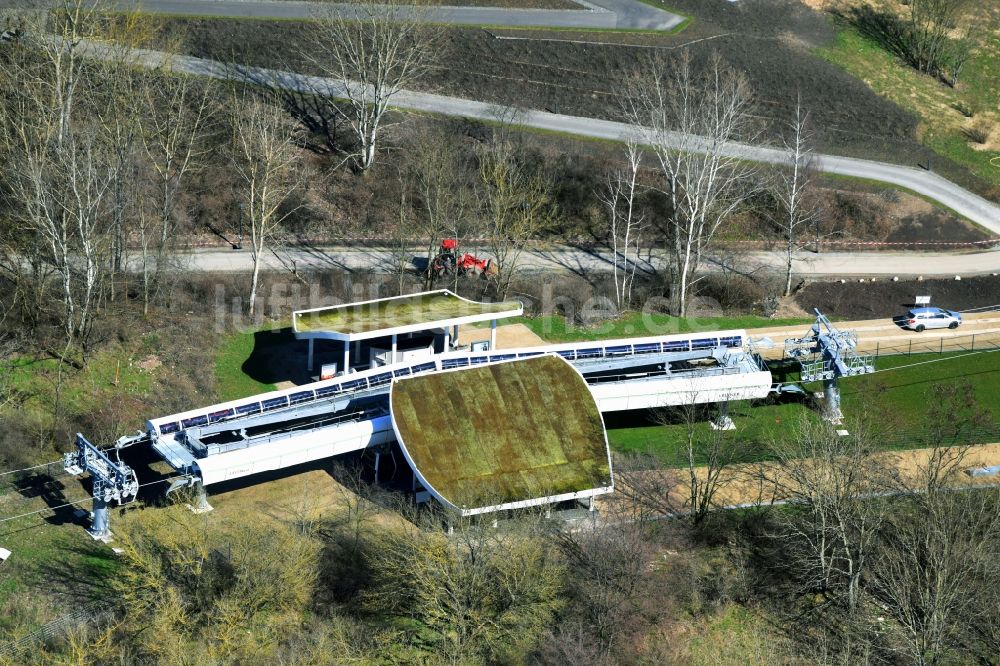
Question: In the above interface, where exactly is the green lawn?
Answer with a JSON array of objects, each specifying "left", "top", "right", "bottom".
[
  {"left": 214, "top": 331, "right": 277, "bottom": 402},
  {"left": 518, "top": 312, "right": 811, "bottom": 343},
  {"left": 607, "top": 349, "right": 1000, "bottom": 466}
]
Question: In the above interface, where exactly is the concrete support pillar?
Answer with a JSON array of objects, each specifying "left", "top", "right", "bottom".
[
  {"left": 823, "top": 379, "right": 843, "bottom": 423},
  {"left": 192, "top": 481, "right": 213, "bottom": 513},
  {"left": 342, "top": 341, "right": 350, "bottom": 374},
  {"left": 353, "top": 340, "right": 362, "bottom": 369},
  {"left": 453, "top": 324, "right": 459, "bottom": 346},
  {"left": 443, "top": 329, "right": 451, "bottom": 352},
  {"left": 307, "top": 338, "right": 314, "bottom": 373},
  {"left": 490, "top": 319, "right": 497, "bottom": 349},
  {"left": 710, "top": 401, "right": 736, "bottom": 431},
  {"left": 588, "top": 496, "right": 595, "bottom": 512},
  {"left": 391, "top": 334, "right": 398, "bottom": 364},
  {"left": 446, "top": 522, "right": 454, "bottom": 536}
]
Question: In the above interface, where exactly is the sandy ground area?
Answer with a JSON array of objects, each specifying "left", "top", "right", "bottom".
[
  {"left": 602, "top": 443, "right": 1000, "bottom": 518},
  {"left": 456, "top": 322, "right": 544, "bottom": 349}
]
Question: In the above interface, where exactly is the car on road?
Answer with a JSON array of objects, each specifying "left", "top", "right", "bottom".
[{"left": 897, "top": 307, "right": 962, "bottom": 332}]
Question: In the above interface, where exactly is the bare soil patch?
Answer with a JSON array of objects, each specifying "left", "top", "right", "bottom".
[
  {"left": 795, "top": 275, "right": 1000, "bottom": 319},
  {"left": 151, "top": 7, "right": 930, "bottom": 167},
  {"left": 457, "top": 322, "right": 545, "bottom": 348},
  {"left": 605, "top": 442, "right": 1000, "bottom": 516}
]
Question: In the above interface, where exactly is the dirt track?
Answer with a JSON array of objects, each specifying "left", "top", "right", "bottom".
[{"left": 602, "top": 443, "right": 1000, "bottom": 519}]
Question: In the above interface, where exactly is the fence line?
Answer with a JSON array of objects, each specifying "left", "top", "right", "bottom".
[{"left": 867, "top": 333, "right": 1000, "bottom": 359}]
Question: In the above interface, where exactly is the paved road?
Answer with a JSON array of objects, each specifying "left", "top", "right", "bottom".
[
  {"left": 113, "top": 47, "right": 999, "bottom": 235},
  {"left": 749, "top": 312, "right": 1000, "bottom": 359},
  {"left": 121, "top": 0, "right": 686, "bottom": 30},
  {"left": 158, "top": 243, "right": 1000, "bottom": 276}
]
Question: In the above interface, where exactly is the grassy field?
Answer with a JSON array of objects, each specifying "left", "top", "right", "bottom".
[
  {"left": 607, "top": 349, "right": 1000, "bottom": 465},
  {"left": 517, "top": 311, "right": 812, "bottom": 343},
  {"left": 818, "top": 14, "right": 1000, "bottom": 198},
  {"left": 214, "top": 331, "right": 278, "bottom": 401}
]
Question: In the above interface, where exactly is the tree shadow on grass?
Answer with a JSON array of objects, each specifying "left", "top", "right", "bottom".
[
  {"left": 835, "top": 5, "right": 913, "bottom": 62},
  {"left": 38, "top": 540, "right": 117, "bottom": 606},
  {"left": 12, "top": 473, "right": 87, "bottom": 528}
]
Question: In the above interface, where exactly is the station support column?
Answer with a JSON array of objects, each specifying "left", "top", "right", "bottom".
[
  {"left": 490, "top": 319, "right": 497, "bottom": 350},
  {"left": 89, "top": 492, "right": 110, "bottom": 540},
  {"left": 307, "top": 339, "right": 314, "bottom": 372},
  {"left": 391, "top": 334, "right": 398, "bottom": 364},
  {"left": 342, "top": 341, "right": 350, "bottom": 374}
]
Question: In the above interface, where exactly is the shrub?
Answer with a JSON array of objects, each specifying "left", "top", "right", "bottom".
[
  {"left": 963, "top": 120, "right": 992, "bottom": 145},
  {"left": 952, "top": 100, "right": 975, "bottom": 118}
]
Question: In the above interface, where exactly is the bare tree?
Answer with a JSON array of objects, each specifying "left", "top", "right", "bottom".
[
  {"left": 0, "top": 1, "right": 117, "bottom": 353},
  {"left": 654, "top": 396, "right": 741, "bottom": 526},
  {"left": 139, "top": 71, "right": 212, "bottom": 315},
  {"left": 477, "top": 130, "right": 555, "bottom": 300},
  {"left": 230, "top": 90, "right": 305, "bottom": 317},
  {"left": 871, "top": 446, "right": 1000, "bottom": 666},
  {"left": 599, "top": 139, "right": 646, "bottom": 312},
  {"left": 772, "top": 95, "right": 820, "bottom": 297},
  {"left": 308, "top": 0, "right": 438, "bottom": 171},
  {"left": 407, "top": 126, "right": 474, "bottom": 291},
  {"left": 765, "top": 417, "right": 889, "bottom": 613},
  {"left": 625, "top": 51, "right": 759, "bottom": 316},
  {"left": 387, "top": 171, "right": 417, "bottom": 295},
  {"left": 906, "top": 0, "right": 974, "bottom": 84}
]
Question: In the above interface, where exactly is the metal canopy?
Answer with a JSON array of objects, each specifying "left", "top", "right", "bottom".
[{"left": 292, "top": 289, "right": 522, "bottom": 342}]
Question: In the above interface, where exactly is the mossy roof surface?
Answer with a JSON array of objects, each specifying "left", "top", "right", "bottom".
[
  {"left": 391, "top": 355, "right": 611, "bottom": 511},
  {"left": 295, "top": 291, "right": 521, "bottom": 336}
]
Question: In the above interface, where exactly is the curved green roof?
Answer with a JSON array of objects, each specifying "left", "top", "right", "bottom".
[{"left": 390, "top": 355, "right": 612, "bottom": 515}]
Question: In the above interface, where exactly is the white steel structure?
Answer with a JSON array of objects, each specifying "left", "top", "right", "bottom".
[
  {"left": 139, "top": 329, "right": 771, "bottom": 493},
  {"left": 291, "top": 290, "right": 523, "bottom": 372}
]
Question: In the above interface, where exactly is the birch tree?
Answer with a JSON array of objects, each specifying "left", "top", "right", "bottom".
[
  {"left": 626, "top": 51, "right": 759, "bottom": 316},
  {"left": 139, "top": 72, "right": 212, "bottom": 315},
  {"left": 308, "top": 0, "right": 437, "bottom": 171},
  {"left": 0, "top": 1, "right": 123, "bottom": 352},
  {"left": 772, "top": 95, "right": 820, "bottom": 297},
  {"left": 598, "top": 139, "right": 645, "bottom": 312},
  {"left": 230, "top": 92, "right": 304, "bottom": 317}
]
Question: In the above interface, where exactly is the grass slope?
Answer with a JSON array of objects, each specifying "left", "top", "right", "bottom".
[
  {"left": 818, "top": 19, "right": 1000, "bottom": 197},
  {"left": 518, "top": 312, "right": 812, "bottom": 343},
  {"left": 607, "top": 349, "right": 1000, "bottom": 465},
  {"left": 391, "top": 355, "right": 610, "bottom": 509},
  {"left": 214, "top": 331, "right": 277, "bottom": 401}
]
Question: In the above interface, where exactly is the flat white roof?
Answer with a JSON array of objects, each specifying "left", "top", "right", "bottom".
[{"left": 292, "top": 289, "right": 523, "bottom": 342}]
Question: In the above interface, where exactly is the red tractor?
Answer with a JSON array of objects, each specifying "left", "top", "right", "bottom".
[{"left": 430, "top": 239, "right": 498, "bottom": 280}]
